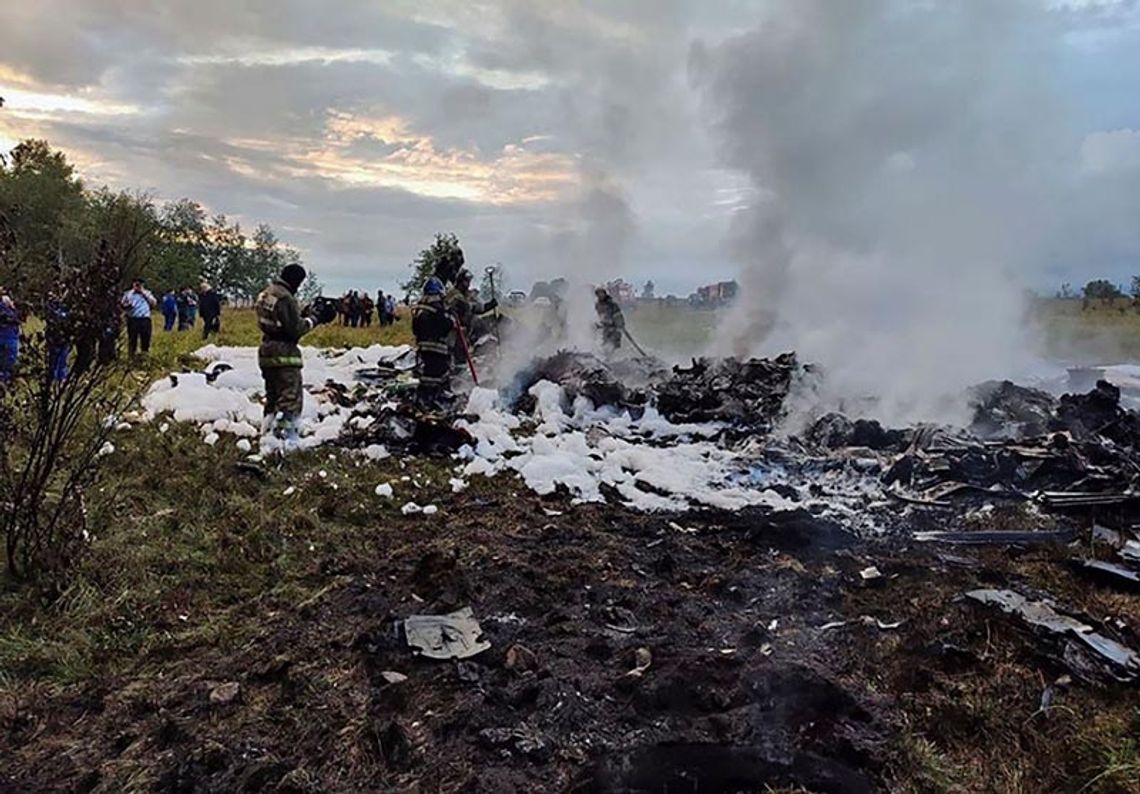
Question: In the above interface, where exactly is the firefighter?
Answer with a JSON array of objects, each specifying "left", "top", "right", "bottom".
[
  {"left": 412, "top": 277, "right": 454, "bottom": 408},
  {"left": 255, "top": 264, "right": 328, "bottom": 448},
  {"left": 594, "top": 286, "right": 624, "bottom": 355},
  {"left": 445, "top": 269, "right": 497, "bottom": 363}
]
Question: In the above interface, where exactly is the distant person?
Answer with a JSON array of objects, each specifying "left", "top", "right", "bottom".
[
  {"left": 594, "top": 287, "right": 625, "bottom": 355},
  {"left": 376, "top": 290, "right": 388, "bottom": 326},
  {"left": 255, "top": 264, "right": 330, "bottom": 449},
  {"left": 199, "top": 281, "right": 221, "bottom": 340},
  {"left": 339, "top": 292, "right": 351, "bottom": 326},
  {"left": 121, "top": 279, "right": 156, "bottom": 357},
  {"left": 0, "top": 285, "right": 20, "bottom": 384},
  {"left": 348, "top": 290, "right": 361, "bottom": 327},
  {"left": 161, "top": 289, "right": 178, "bottom": 331},
  {"left": 361, "top": 292, "right": 374, "bottom": 327},
  {"left": 44, "top": 293, "right": 70, "bottom": 381},
  {"left": 387, "top": 294, "right": 398, "bottom": 323},
  {"left": 182, "top": 287, "right": 198, "bottom": 330}
]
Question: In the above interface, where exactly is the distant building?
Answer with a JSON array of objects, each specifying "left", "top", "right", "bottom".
[{"left": 691, "top": 280, "right": 738, "bottom": 307}]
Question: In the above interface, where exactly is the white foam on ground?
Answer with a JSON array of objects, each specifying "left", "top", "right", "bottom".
[
  {"left": 142, "top": 345, "right": 410, "bottom": 452},
  {"left": 143, "top": 345, "right": 864, "bottom": 516},
  {"left": 456, "top": 384, "right": 800, "bottom": 512}
]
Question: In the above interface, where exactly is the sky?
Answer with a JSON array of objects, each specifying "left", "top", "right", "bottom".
[{"left": 1, "top": 0, "right": 1139, "bottom": 298}]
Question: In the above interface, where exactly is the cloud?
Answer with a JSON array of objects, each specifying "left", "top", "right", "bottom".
[{"left": 0, "top": 0, "right": 1136, "bottom": 308}]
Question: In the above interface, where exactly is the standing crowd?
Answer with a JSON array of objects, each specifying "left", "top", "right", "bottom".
[
  {"left": 335, "top": 290, "right": 398, "bottom": 328},
  {"left": 0, "top": 279, "right": 224, "bottom": 384},
  {"left": 160, "top": 283, "right": 222, "bottom": 339}
]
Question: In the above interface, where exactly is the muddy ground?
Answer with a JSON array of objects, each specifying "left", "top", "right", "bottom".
[{"left": 3, "top": 459, "right": 1140, "bottom": 792}]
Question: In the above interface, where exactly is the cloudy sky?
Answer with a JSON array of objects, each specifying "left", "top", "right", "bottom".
[{"left": 1, "top": 0, "right": 1138, "bottom": 297}]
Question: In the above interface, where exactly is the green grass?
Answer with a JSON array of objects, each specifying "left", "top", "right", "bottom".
[{"left": 1034, "top": 298, "right": 1140, "bottom": 363}]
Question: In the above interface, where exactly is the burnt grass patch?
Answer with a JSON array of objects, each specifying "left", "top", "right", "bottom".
[{"left": 1, "top": 427, "right": 1138, "bottom": 792}]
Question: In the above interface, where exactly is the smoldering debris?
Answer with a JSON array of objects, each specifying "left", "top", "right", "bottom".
[
  {"left": 656, "top": 353, "right": 802, "bottom": 429},
  {"left": 147, "top": 342, "right": 1140, "bottom": 532}
]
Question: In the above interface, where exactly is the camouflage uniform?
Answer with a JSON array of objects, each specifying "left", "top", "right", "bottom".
[
  {"left": 595, "top": 293, "right": 625, "bottom": 354},
  {"left": 412, "top": 293, "right": 453, "bottom": 406},
  {"left": 256, "top": 277, "right": 315, "bottom": 435}
]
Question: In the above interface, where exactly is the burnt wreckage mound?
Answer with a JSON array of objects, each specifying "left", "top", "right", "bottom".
[
  {"left": 509, "top": 350, "right": 804, "bottom": 432},
  {"left": 656, "top": 353, "right": 802, "bottom": 428}
]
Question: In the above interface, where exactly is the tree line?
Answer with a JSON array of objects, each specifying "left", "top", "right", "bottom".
[{"left": 0, "top": 139, "right": 315, "bottom": 304}]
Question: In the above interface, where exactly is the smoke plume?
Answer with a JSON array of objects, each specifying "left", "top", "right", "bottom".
[{"left": 691, "top": 0, "right": 1074, "bottom": 426}]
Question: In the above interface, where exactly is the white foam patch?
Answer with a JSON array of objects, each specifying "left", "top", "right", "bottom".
[
  {"left": 456, "top": 381, "right": 799, "bottom": 513},
  {"left": 143, "top": 347, "right": 859, "bottom": 516},
  {"left": 142, "top": 345, "right": 411, "bottom": 451}
]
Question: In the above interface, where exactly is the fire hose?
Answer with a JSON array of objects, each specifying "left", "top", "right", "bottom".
[
  {"left": 622, "top": 327, "right": 649, "bottom": 358},
  {"left": 455, "top": 319, "right": 479, "bottom": 385}
]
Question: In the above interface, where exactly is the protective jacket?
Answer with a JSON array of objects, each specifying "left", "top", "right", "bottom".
[
  {"left": 412, "top": 294, "right": 452, "bottom": 356},
  {"left": 256, "top": 278, "right": 314, "bottom": 368}
]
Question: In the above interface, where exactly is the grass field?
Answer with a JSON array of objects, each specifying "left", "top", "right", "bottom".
[{"left": 1035, "top": 298, "right": 1140, "bottom": 363}]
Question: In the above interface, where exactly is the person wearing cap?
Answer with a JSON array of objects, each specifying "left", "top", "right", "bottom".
[
  {"left": 198, "top": 281, "right": 222, "bottom": 340},
  {"left": 255, "top": 264, "right": 325, "bottom": 448},
  {"left": 412, "top": 276, "right": 454, "bottom": 408}
]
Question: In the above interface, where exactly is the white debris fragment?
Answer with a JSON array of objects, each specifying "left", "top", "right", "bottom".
[
  {"left": 203, "top": 432, "right": 219, "bottom": 446},
  {"left": 97, "top": 441, "right": 115, "bottom": 457},
  {"left": 401, "top": 502, "right": 422, "bottom": 515},
  {"left": 448, "top": 477, "right": 468, "bottom": 493},
  {"left": 236, "top": 439, "right": 252, "bottom": 453},
  {"left": 859, "top": 566, "right": 883, "bottom": 581},
  {"left": 115, "top": 422, "right": 132, "bottom": 432},
  {"left": 283, "top": 486, "right": 296, "bottom": 496},
  {"left": 318, "top": 470, "right": 328, "bottom": 479},
  {"left": 422, "top": 505, "right": 439, "bottom": 516},
  {"left": 361, "top": 444, "right": 390, "bottom": 461},
  {"left": 374, "top": 483, "right": 394, "bottom": 498}
]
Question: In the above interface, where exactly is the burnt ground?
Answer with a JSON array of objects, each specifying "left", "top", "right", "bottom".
[{"left": 2, "top": 430, "right": 1140, "bottom": 792}]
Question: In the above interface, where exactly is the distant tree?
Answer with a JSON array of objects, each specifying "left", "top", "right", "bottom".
[
  {"left": 201, "top": 214, "right": 249, "bottom": 299},
  {"left": 1083, "top": 279, "right": 1123, "bottom": 307},
  {"left": 480, "top": 264, "right": 504, "bottom": 303},
  {"left": 402, "top": 232, "right": 463, "bottom": 297},
  {"left": 244, "top": 223, "right": 284, "bottom": 298},
  {"left": 152, "top": 199, "right": 208, "bottom": 290},
  {"left": 0, "top": 139, "right": 86, "bottom": 295}
]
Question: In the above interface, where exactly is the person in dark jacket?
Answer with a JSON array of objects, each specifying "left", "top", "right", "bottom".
[
  {"left": 255, "top": 265, "right": 330, "bottom": 449},
  {"left": 0, "top": 285, "right": 20, "bottom": 385},
  {"left": 198, "top": 281, "right": 222, "bottom": 339},
  {"left": 161, "top": 289, "right": 178, "bottom": 331},
  {"left": 412, "top": 277, "right": 454, "bottom": 408},
  {"left": 360, "top": 292, "right": 374, "bottom": 327},
  {"left": 44, "top": 293, "right": 71, "bottom": 381}
]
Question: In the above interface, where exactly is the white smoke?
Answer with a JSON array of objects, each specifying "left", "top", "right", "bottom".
[{"left": 691, "top": 0, "right": 1076, "bottom": 426}]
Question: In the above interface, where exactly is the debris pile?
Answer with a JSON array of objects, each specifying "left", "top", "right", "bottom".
[
  {"left": 881, "top": 380, "right": 1140, "bottom": 517},
  {"left": 656, "top": 353, "right": 802, "bottom": 429}
]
